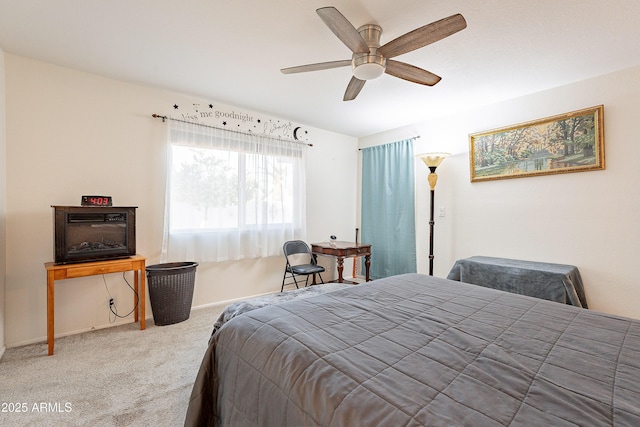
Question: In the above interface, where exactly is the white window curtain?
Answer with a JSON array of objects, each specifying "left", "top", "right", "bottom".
[{"left": 161, "top": 119, "right": 307, "bottom": 263}]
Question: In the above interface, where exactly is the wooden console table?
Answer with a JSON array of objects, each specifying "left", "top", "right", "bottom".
[
  {"left": 312, "top": 241, "right": 371, "bottom": 283},
  {"left": 44, "top": 255, "right": 146, "bottom": 355}
]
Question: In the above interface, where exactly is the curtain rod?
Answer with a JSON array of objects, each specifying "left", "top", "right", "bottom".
[
  {"left": 151, "top": 114, "right": 313, "bottom": 147},
  {"left": 358, "top": 135, "right": 420, "bottom": 150}
]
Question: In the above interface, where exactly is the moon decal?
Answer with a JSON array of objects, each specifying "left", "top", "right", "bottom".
[{"left": 293, "top": 127, "right": 301, "bottom": 140}]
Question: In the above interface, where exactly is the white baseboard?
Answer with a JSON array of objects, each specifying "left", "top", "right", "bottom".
[
  {"left": 8, "top": 317, "right": 140, "bottom": 348},
  {"left": 191, "top": 290, "right": 279, "bottom": 311},
  {"left": 6, "top": 290, "right": 292, "bottom": 349}
]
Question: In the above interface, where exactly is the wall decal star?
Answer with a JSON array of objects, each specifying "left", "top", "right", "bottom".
[{"left": 173, "top": 104, "right": 179, "bottom": 109}]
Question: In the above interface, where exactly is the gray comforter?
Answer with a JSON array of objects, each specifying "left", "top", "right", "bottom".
[
  {"left": 208, "top": 283, "right": 351, "bottom": 341},
  {"left": 185, "top": 273, "right": 640, "bottom": 426}
]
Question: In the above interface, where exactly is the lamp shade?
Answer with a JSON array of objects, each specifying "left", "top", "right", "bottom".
[{"left": 417, "top": 152, "right": 450, "bottom": 168}]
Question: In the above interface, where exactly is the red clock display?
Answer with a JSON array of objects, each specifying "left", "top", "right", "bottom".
[{"left": 81, "top": 196, "right": 113, "bottom": 206}]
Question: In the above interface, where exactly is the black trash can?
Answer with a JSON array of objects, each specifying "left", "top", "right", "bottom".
[{"left": 146, "top": 262, "right": 198, "bottom": 326}]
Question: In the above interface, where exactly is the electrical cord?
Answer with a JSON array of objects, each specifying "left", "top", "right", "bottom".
[{"left": 103, "top": 272, "right": 139, "bottom": 323}]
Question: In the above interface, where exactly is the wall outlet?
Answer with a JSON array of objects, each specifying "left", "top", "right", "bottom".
[{"left": 438, "top": 207, "right": 446, "bottom": 217}]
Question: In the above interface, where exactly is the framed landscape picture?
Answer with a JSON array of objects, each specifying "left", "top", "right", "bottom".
[{"left": 469, "top": 105, "right": 604, "bottom": 182}]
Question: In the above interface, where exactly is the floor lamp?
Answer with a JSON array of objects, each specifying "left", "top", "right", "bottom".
[{"left": 417, "top": 152, "right": 450, "bottom": 276}]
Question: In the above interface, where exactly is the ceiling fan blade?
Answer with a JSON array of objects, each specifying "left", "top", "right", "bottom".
[
  {"left": 317, "top": 7, "right": 370, "bottom": 54},
  {"left": 281, "top": 60, "right": 351, "bottom": 74},
  {"left": 343, "top": 76, "right": 366, "bottom": 101},
  {"left": 385, "top": 60, "right": 441, "bottom": 86},
  {"left": 378, "top": 13, "right": 467, "bottom": 58}
]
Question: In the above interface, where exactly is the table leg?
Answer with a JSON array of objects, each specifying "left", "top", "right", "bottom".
[
  {"left": 364, "top": 255, "right": 371, "bottom": 282},
  {"left": 47, "top": 271, "right": 55, "bottom": 356},
  {"left": 139, "top": 267, "right": 146, "bottom": 330},
  {"left": 337, "top": 256, "right": 345, "bottom": 283},
  {"left": 133, "top": 270, "right": 139, "bottom": 323}
]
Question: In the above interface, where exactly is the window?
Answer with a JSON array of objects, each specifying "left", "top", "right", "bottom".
[{"left": 162, "top": 120, "right": 307, "bottom": 262}]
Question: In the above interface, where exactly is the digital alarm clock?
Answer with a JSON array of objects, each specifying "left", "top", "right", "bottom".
[{"left": 81, "top": 196, "right": 113, "bottom": 206}]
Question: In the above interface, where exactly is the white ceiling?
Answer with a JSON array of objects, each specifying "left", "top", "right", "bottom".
[{"left": 1, "top": 0, "right": 639, "bottom": 138}]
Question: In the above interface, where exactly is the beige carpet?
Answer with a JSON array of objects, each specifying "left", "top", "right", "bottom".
[{"left": 0, "top": 304, "right": 226, "bottom": 427}]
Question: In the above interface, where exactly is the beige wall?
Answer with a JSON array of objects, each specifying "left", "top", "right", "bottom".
[
  {"left": 5, "top": 52, "right": 639, "bottom": 349},
  {"left": 360, "top": 65, "right": 640, "bottom": 320},
  {"left": 3, "top": 54, "right": 358, "bottom": 347}
]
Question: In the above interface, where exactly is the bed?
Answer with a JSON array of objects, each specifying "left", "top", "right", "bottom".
[{"left": 185, "top": 273, "right": 640, "bottom": 426}]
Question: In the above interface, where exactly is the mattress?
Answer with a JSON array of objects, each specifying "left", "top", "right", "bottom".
[{"left": 185, "top": 273, "right": 640, "bottom": 426}]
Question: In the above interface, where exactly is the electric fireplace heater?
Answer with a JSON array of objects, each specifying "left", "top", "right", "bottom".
[{"left": 53, "top": 206, "right": 137, "bottom": 264}]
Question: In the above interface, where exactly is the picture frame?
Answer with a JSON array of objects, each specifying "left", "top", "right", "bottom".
[{"left": 469, "top": 105, "right": 604, "bottom": 182}]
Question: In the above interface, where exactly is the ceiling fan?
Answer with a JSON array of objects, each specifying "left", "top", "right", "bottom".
[{"left": 281, "top": 7, "right": 467, "bottom": 101}]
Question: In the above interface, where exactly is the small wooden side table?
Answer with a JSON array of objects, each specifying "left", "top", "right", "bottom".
[
  {"left": 44, "top": 255, "right": 146, "bottom": 355},
  {"left": 311, "top": 241, "right": 371, "bottom": 283}
]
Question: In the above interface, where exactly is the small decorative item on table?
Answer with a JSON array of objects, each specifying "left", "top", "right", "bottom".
[{"left": 81, "top": 195, "right": 113, "bottom": 206}]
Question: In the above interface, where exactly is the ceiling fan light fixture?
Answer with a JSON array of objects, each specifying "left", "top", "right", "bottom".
[
  {"left": 352, "top": 52, "right": 386, "bottom": 80},
  {"left": 353, "top": 62, "right": 385, "bottom": 80},
  {"left": 281, "top": 8, "right": 467, "bottom": 100}
]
